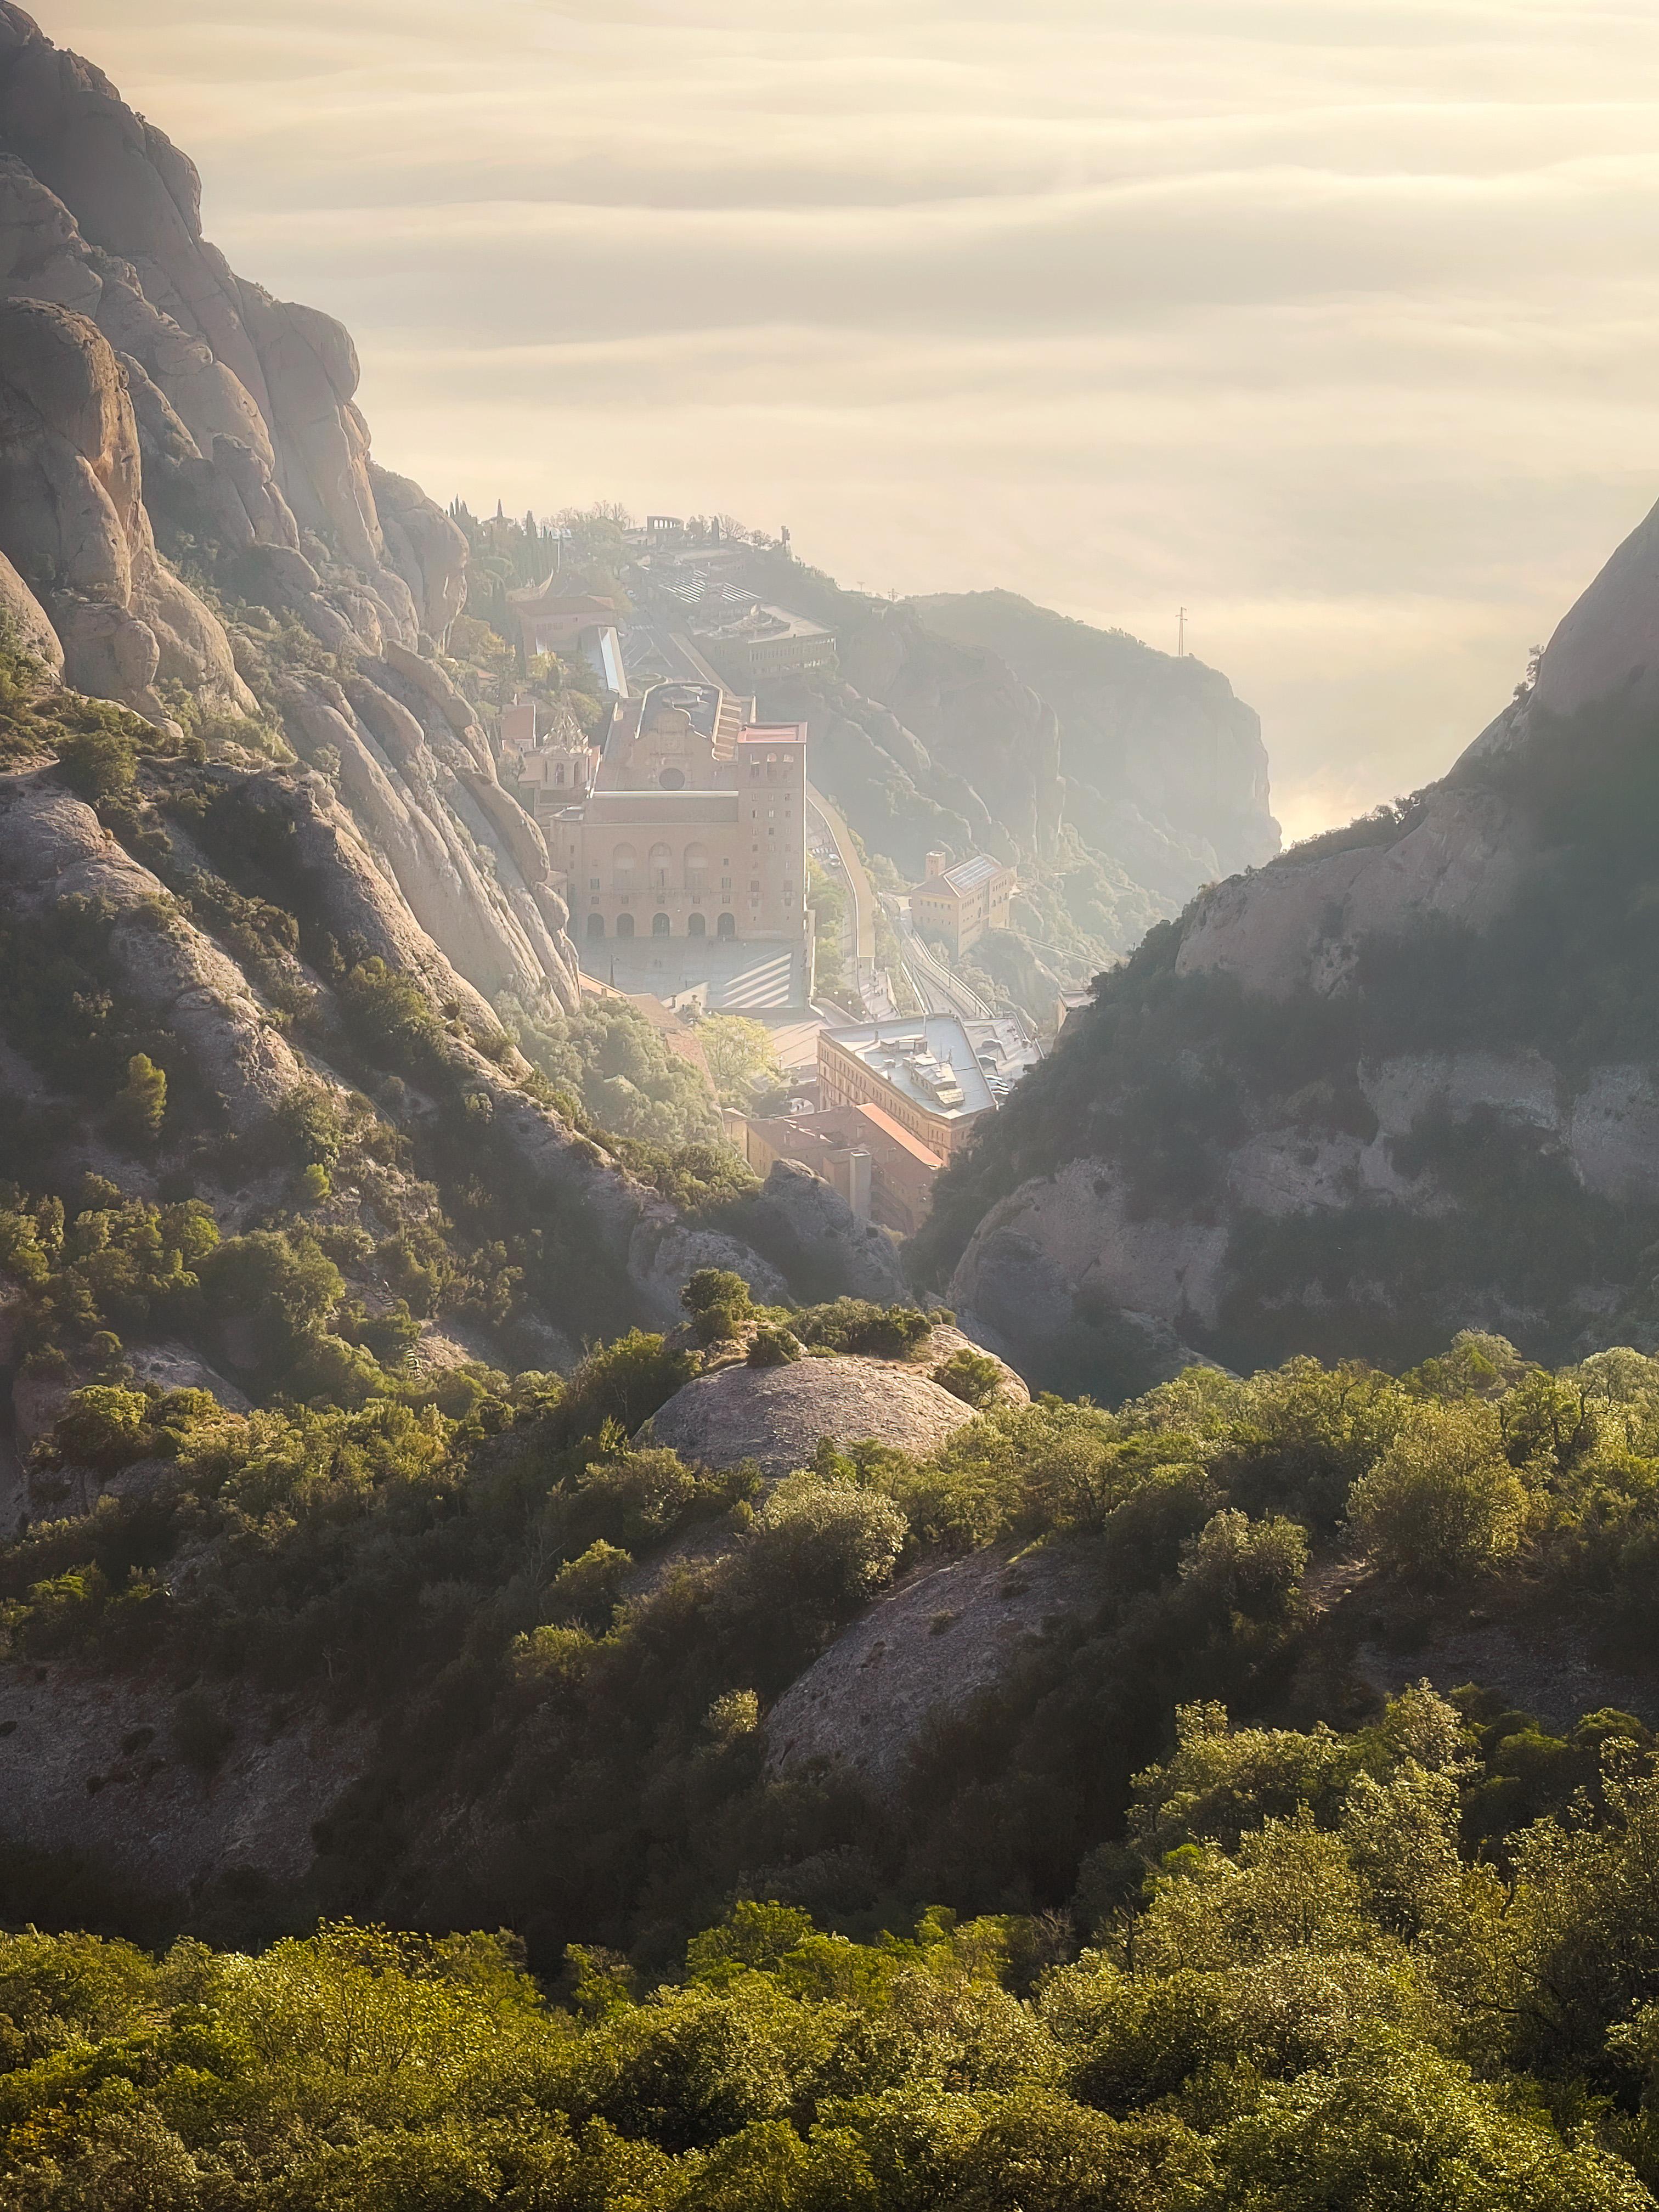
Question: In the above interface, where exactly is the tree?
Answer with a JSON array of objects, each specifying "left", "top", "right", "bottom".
[
  {"left": 700, "top": 1017, "right": 783, "bottom": 1109},
  {"left": 56, "top": 726, "right": 137, "bottom": 803},
  {"left": 1349, "top": 1402, "right": 1528, "bottom": 1582},
  {"left": 112, "top": 1052, "right": 166, "bottom": 1142},
  {"left": 682, "top": 1268, "right": 755, "bottom": 1346}
]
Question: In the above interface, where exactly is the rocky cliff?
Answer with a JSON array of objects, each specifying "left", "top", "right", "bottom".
[
  {"left": 923, "top": 494, "right": 1659, "bottom": 1393},
  {"left": 0, "top": 4, "right": 579, "bottom": 1029},
  {"left": 734, "top": 549, "right": 1277, "bottom": 975}
]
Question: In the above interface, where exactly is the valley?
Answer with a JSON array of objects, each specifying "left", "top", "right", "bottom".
[{"left": 4, "top": 3, "right": 1659, "bottom": 2205}]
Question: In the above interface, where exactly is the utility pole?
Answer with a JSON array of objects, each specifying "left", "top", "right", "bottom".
[{"left": 1177, "top": 607, "right": 1187, "bottom": 658}]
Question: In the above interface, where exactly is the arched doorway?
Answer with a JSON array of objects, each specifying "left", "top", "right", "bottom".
[
  {"left": 652, "top": 912, "right": 671, "bottom": 936},
  {"left": 686, "top": 911, "right": 707, "bottom": 938},
  {"left": 716, "top": 911, "right": 736, "bottom": 939},
  {"left": 616, "top": 911, "right": 635, "bottom": 938},
  {"left": 585, "top": 912, "right": 604, "bottom": 938}
]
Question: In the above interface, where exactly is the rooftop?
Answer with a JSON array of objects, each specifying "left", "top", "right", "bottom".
[
  {"left": 926, "top": 853, "right": 1005, "bottom": 898},
  {"left": 822, "top": 1014, "right": 1043, "bottom": 1121},
  {"left": 691, "top": 603, "right": 834, "bottom": 647}
]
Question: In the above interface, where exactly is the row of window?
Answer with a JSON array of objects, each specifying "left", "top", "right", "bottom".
[{"left": 585, "top": 912, "right": 738, "bottom": 940}]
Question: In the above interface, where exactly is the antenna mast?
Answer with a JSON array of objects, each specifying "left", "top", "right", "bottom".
[{"left": 1177, "top": 607, "right": 1187, "bottom": 658}]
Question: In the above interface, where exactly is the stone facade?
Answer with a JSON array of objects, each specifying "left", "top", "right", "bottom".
[{"left": 509, "top": 679, "right": 811, "bottom": 957}]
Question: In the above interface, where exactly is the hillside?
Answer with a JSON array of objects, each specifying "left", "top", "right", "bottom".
[
  {"left": 732, "top": 549, "right": 1278, "bottom": 996},
  {"left": 918, "top": 495, "right": 1659, "bottom": 1397},
  {"left": 911, "top": 589, "right": 1278, "bottom": 895},
  {"left": 14, "top": 8, "right": 1659, "bottom": 2208}
]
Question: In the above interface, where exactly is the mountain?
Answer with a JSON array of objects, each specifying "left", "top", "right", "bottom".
[
  {"left": 733, "top": 549, "right": 1278, "bottom": 992},
  {"left": 919, "top": 496, "right": 1659, "bottom": 1395},
  {"left": 910, "top": 590, "right": 1278, "bottom": 895},
  {"left": 0, "top": 5, "right": 911, "bottom": 1393}
]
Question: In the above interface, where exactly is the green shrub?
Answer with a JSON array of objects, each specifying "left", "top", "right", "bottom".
[
  {"left": 681, "top": 1268, "right": 755, "bottom": 1346},
  {"left": 933, "top": 1347, "right": 1006, "bottom": 1410},
  {"left": 747, "top": 1325, "right": 803, "bottom": 1368},
  {"left": 57, "top": 726, "right": 138, "bottom": 803},
  {"left": 1348, "top": 1402, "right": 1529, "bottom": 1582}
]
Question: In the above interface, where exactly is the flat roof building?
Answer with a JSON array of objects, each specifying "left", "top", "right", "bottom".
[
  {"left": 691, "top": 603, "right": 836, "bottom": 686},
  {"left": 817, "top": 1013, "right": 1042, "bottom": 1161}
]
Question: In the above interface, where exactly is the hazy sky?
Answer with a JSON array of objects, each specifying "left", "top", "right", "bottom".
[{"left": 43, "top": 1, "right": 1659, "bottom": 837}]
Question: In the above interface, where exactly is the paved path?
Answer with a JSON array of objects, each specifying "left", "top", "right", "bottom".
[{"left": 806, "top": 781, "right": 875, "bottom": 962}]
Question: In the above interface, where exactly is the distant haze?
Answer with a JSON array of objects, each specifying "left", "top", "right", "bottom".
[{"left": 46, "top": 1, "right": 1659, "bottom": 839}]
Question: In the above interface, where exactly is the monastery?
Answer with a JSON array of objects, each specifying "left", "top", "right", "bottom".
[{"left": 503, "top": 676, "right": 815, "bottom": 1007}]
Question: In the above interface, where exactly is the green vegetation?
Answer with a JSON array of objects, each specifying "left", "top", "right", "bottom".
[{"left": 916, "top": 698, "right": 1659, "bottom": 1372}]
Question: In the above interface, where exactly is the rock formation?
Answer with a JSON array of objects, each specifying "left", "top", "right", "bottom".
[
  {"left": 933, "top": 490, "right": 1659, "bottom": 1390},
  {"left": 643, "top": 1351, "right": 988, "bottom": 1479},
  {"left": 0, "top": 5, "right": 582, "bottom": 1023},
  {"left": 765, "top": 1538, "right": 1101, "bottom": 1792},
  {"left": 0, "top": 296, "right": 255, "bottom": 721},
  {"left": 0, "top": 6, "right": 464, "bottom": 653}
]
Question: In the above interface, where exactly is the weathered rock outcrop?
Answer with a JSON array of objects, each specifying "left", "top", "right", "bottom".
[
  {"left": 0, "top": 296, "right": 255, "bottom": 719},
  {"left": 765, "top": 1538, "right": 1101, "bottom": 1792},
  {"left": 0, "top": 543, "right": 59, "bottom": 668},
  {"left": 0, "top": 1659, "right": 366, "bottom": 1898},
  {"left": 642, "top": 1352, "right": 986, "bottom": 1479},
  {"left": 938, "top": 491, "right": 1659, "bottom": 1388},
  {"left": 0, "top": 5, "right": 466, "bottom": 652},
  {"left": 0, "top": 9, "right": 583, "bottom": 1019},
  {"left": 0, "top": 771, "right": 303, "bottom": 1127},
  {"left": 738, "top": 1159, "right": 909, "bottom": 1304}
]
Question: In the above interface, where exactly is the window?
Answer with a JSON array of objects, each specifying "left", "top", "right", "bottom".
[
  {"left": 749, "top": 879, "right": 761, "bottom": 893},
  {"left": 612, "top": 843, "right": 636, "bottom": 891},
  {"left": 659, "top": 768, "right": 685, "bottom": 788},
  {"left": 589, "top": 877, "right": 600, "bottom": 891},
  {"left": 684, "top": 842, "right": 709, "bottom": 890},
  {"left": 648, "top": 841, "right": 672, "bottom": 890}
]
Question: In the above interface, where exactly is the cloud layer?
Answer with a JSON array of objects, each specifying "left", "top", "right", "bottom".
[{"left": 44, "top": 0, "right": 1659, "bottom": 834}]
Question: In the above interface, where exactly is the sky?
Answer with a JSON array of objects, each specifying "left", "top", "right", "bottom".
[{"left": 42, "top": 1, "right": 1659, "bottom": 839}]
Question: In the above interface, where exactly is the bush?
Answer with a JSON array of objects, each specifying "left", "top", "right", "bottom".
[
  {"left": 933, "top": 1347, "right": 1005, "bottom": 1410},
  {"left": 56, "top": 726, "right": 138, "bottom": 803},
  {"left": 740, "top": 1472, "right": 907, "bottom": 1624},
  {"left": 795, "top": 1299, "right": 937, "bottom": 1360},
  {"left": 1178, "top": 1509, "right": 1309, "bottom": 1621},
  {"left": 681, "top": 1268, "right": 755, "bottom": 1347},
  {"left": 747, "top": 1325, "right": 803, "bottom": 1368},
  {"left": 1348, "top": 1402, "right": 1528, "bottom": 1582}
]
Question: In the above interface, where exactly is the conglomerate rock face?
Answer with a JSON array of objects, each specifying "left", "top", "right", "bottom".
[
  {"left": 0, "top": 295, "right": 255, "bottom": 723},
  {"left": 0, "top": 4, "right": 465, "bottom": 652},
  {"left": 0, "top": 4, "right": 583, "bottom": 1023},
  {"left": 642, "top": 1353, "right": 986, "bottom": 1480},
  {"left": 938, "top": 484, "right": 1659, "bottom": 1392}
]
